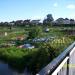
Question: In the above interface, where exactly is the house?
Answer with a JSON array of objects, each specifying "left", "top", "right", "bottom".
[
  {"left": 15, "top": 20, "right": 24, "bottom": 25},
  {"left": 51, "top": 18, "right": 75, "bottom": 25},
  {"left": 23, "top": 19, "right": 30, "bottom": 25},
  {"left": 9, "top": 21, "right": 15, "bottom": 25},
  {"left": 31, "top": 20, "right": 40, "bottom": 25},
  {"left": 70, "top": 19, "right": 75, "bottom": 24},
  {"left": 56, "top": 18, "right": 64, "bottom": 24},
  {"left": 52, "top": 21, "right": 58, "bottom": 24},
  {"left": 63, "top": 18, "right": 70, "bottom": 24}
]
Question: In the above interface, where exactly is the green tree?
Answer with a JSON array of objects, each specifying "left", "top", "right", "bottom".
[
  {"left": 15, "top": 39, "right": 23, "bottom": 46},
  {"left": 28, "top": 42, "right": 58, "bottom": 74},
  {"left": 43, "top": 14, "right": 54, "bottom": 26},
  {"left": 28, "top": 26, "right": 42, "bottom": 39}
]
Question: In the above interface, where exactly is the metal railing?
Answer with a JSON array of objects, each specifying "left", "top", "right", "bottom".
[{"left": 36, "top": 42, "right": 75, "bottom": 75}]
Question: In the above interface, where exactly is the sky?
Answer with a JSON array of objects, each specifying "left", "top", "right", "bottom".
[{"left": 0, "top": 0, "right": 75, "bottom": 22}]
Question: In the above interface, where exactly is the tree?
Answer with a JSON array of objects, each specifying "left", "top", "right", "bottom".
[
  {"left": 47, "top": 14, "right": 54, "bottom": 22},
  {"left": 43, "top": 14, "right": 54, "bottom": 26},
  {"left": 28, "top": 42, "right": 58, "bottom": 74},
  {"left": 28, "top": 26, "right": 42, "bottom": 39}
]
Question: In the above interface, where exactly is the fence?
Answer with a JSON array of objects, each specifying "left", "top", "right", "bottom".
[{"left": 36, "top": 42, "right": 75, "bottom": 75}]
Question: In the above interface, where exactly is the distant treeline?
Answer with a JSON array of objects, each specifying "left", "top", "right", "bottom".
[
  {"left": 0, "top": 22, "right": 75, "bottom": 27},
  {"left": 0, "top": 14, "right": 75, "bottom": 27}
]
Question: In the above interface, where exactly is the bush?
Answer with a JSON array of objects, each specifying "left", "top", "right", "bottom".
[{"left": 27, "top": 26, "right": 42, "bottom": 39}]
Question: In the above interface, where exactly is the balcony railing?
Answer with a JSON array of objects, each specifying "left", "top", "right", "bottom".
[{"left": 36, "top": 42, "right": 75, "bottom": 75}]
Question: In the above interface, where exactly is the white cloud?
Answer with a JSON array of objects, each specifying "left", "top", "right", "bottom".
[
  {"left": 67, "top": 4, "right": 75, "bottom": 9},
  {"left": 53, "top": 3, "right": 58, "bottom": 7}
]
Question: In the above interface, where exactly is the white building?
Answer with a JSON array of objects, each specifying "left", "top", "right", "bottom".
[
  {"left": 31, "top": 20, "right": 40, "bottom": 25},
  {"left": 63, "top": 18, "right": 70, "bottom": 24},
  {"left": 70, "top": 19, "right": 75, "bottom": 24}
]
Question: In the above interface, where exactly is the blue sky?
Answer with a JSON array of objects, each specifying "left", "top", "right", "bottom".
[{"left": 0, "top": 0, "right": 75, "bottom": 22}]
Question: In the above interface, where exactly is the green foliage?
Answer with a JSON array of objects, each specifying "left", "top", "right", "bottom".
[
  {"left": 28, "top": 26, "right": 42, "bottom": 39},
  {"left": 43, "top": 14, "right": 54, "bottom": 26},
  {"left": 0, "top": 47, "right": 38, "bottom": 72},
  {"left": 15, "top": 40, "right": 23, "bottom": 46},
  {"left": 0, "top": 26, "right": 75, "bottom": 74},
  {"left": 0, "top": 37, "right": 72, "bottom": 74},
  {"left": 28, "top": 42, "right": 60, "bottom": 74}
]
